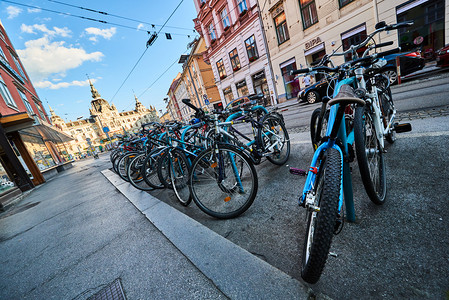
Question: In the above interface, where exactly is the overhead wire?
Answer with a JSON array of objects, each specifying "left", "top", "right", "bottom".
[
  {"left": 109, "top": 0, "right": 186, "bottom": 104},
  {"left": 46, "top": 0, "right": 195, "bottom": 32},
  {"left": 1, "top": 0, "right": 193, "bottom": 36}
]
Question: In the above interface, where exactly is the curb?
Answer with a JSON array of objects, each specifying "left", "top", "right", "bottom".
[{"left": 101, "top": 169, "right": 323, "bottom": 299}]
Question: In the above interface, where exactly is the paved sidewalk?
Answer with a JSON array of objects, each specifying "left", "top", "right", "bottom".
[{"left": 0, "top": 157, "right": 317, "bottom": 299}]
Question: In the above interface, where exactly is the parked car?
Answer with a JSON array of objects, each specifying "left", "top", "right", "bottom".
[
  {"left": 381, "top": 51, "right": 425, "bottom": 84},
  {"left": 297, "top": 74, "right": 337, "bottom": 104},
  {"left": 436, "top": 44, "right": 449, "bottom": 68}
]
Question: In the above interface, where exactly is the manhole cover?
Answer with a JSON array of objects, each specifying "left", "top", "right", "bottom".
[{"left": 87, "top": 278, "right": 126, "bottom": 300}]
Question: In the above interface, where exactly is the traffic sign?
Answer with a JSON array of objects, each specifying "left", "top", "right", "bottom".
[{"left": 103, "top": 127, "right": 110, "bottom": 133}]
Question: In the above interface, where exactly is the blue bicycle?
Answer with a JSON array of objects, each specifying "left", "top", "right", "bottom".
[{"left": 290, "top": 21, "right": 413, "bottom": 284}]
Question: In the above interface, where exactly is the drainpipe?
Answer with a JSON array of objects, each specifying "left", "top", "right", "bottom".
[
  {"left": 373, "top": 0, "right": 380, "bottom": 43},
  {"left": 255, "top": 3, "right": 279, "bottom": 106}
]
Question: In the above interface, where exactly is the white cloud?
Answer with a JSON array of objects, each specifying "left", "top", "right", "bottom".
[
  {"left": 20, "top": 24, "right": 71, "bottom": 37},
  {"left": 84, "top": 27, "right": 116, "bottom": 41},
  {"left": 16, "top": 37, "right": 103, "bottom": 82},
  {"left": 6, "top": 6, "right": 22, "bottom": 19},
  {"left": 27, "top": 8, "right": 42, "bottom": 13},
  {"left": 137, "top": 23, "right": 144, "bottom": 30},
  {"left": 35, "top": 79, "right": 95, "bottom": 90}
]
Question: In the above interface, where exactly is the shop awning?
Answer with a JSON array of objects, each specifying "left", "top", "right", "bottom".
[
  {"left": 1, "top": 112, "right": 35, "bottom": 130},
  {"left": 304, "top": 42, "right": 325, "bottom": 56},
  {"left": 19, "top": 122, "right": 73, "bottom": 143}
]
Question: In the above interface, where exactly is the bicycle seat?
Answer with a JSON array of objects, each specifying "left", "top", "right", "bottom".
[{"left": 328, "top": 84, "right": 365, "bottom": 106}]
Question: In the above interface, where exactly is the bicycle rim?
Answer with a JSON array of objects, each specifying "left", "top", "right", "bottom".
[
  {"left": 190, "top": 145, "right": 258, "bottom": 219},
  {"left": 170, "top": 151, "right": 192, "bottom": 206}
]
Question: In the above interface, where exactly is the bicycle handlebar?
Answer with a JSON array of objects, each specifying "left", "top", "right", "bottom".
[
  {"left": 374, "top": 41, "right": 394, "bottom": 48},
  {"left": 290, "top": 65, "right": 339, "bottom": 76}
]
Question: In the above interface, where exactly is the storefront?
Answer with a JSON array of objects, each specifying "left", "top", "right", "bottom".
[
  {"left": 223, "top": 86, "right": 234, "bottom": 104},
  {"left": 396, "top": 0, "right": 445, "bottom": 59},
  {"left": 236, "top": 80, "right": 249, "bottom": 97},
  {"left": 252, "top": 70, "right": 269, "bottom": 95},
  {"left": 280, "top": 58, "right": 300, "bottom": 101}
]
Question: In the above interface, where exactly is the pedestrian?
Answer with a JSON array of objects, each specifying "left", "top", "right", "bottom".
[{"left": 302, "top": 74, "right": 312, "bottom": 87}]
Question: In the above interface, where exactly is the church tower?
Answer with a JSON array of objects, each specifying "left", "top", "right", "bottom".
[{"left": 88, "top": 80, "right": 116, "bottom": 115}]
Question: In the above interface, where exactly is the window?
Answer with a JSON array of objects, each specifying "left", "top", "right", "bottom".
[
  {"left": 209, "top": 23, "right": 217, "bottom": 41},
  {"left": 221, "top": 8, "right": 230, "bottom": 29},
  {"left": 299, "top": 0, "right": 318, "bottom": 29},
  {"left": 245, "top": 35, "right": 259, "bottom": 62},
  {"left": 236, "top": 80, "right": 248, "bottom": 97},
  {"left": 36, "top": 103, "right": 46, "bottom": 120},
  {"left": 280, "top": 59, "right": 300, "bottom": 100},
  {"left": 0, "top": 46, "right": 6, "bottom": 60},
  {"left": 341, "top": 24, "right": 367, "bottom": 61},
  {"left": 229, "top": 48, "right": 241, "bottom": 71},
  {"left": 11, "top": 54, "right": 27, "bottom": 81},
  {"left": 339, "top": 0, "right": 354, "bottom": 8},
  {"left": 274, "top": 12, "right": 290, "bottom": 44},
  {"left": 216, "top": 59, "right": 226, "bottom": 79},
  {"left": 223, "top": 87, "right": 233, "bottom": 104},
  {"left": 0, "top": 74, "right": 17, "bottom": 108},
  {"left": 237, "top": 0, "right": 247, "bottom": 14}
]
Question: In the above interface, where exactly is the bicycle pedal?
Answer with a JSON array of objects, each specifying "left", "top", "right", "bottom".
[
  {"left": 394, "top": 123, "right": 412, "bottom": 133},
  {"left": 289, "top": 167, "right": 306, "bottom": 176}
]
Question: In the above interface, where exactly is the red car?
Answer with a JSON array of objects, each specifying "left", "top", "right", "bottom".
[{"left": 436, "top": 44, "right": 449, "bottom": 68}]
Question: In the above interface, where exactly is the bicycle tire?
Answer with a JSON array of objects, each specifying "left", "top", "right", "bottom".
[
  {"left": 310, "top": 108, "right": 329, "bottom": 151},
  {"left": 301, "top": 147, "right": 341, "bottom": 284},
  {"left": 168, "top": 150, "right": 192, "bottom": 206},
  {"left": 354, "top": 106, "right": 387, "bottom": 205},
  {"left": 118, "top": 152, "right": 139, "bottom": 182},
  {"left": 141, "top": 148, "right": 165, "bottom": 189},
  {"left": 257, "top": 114, "right": 290, "bottom": 165},
  {"left": 189, "top": 144, "right": 258, "bottom": 219},
  {"left": 127, "top": 153, "right": 154, "bottom": 191}
]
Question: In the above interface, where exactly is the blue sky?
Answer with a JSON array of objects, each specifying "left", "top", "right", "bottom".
[{"left": 0, "top": 0, "right": 198, "bottom": 122}]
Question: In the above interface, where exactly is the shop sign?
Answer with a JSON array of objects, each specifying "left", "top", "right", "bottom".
[
  {"left": 305, "top": 37, "right": 322, "bottom": 51},
  {"left": 252, "top": 71, "right": 265, "bottom": 80},
  {"left": 236, "top": 80, "right": 246, "bottom": 89}
]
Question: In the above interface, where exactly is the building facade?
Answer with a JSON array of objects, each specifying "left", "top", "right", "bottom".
[
  {"left": 179, "top": 37, "right": 222, "bottom": 112},
  {"left": 193, "top": 0, "right": 278, "bottom": 106},
  {"left": 258, "top": 0, "right": 449, "bottom": 101},
  {"left": 51, "top": 82, "right": 159, "bottom": 157},
  {"left": 0, "top": 20, "right": 73, "bottom": 206}
]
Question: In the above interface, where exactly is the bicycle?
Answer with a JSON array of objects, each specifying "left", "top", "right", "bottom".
[
  {"left": 182, "top": 99, "right": 259, "bottom": 219},
  {"left": 290, "top": 20, "right": 413, "bottom": 284}
]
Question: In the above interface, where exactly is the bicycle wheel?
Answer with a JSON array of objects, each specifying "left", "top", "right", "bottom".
[
  {"left": 257, "top": 114, "right": 290, "bottom": 165},
  {"left": 301, "top": 147, "right": 341, "bottom": 284},
  {"left": 310, "top": 108, "right": 329, "bottom": 151},
  {"left": 118, "top": 152, "right": 139, "bottom": 182},
  {"left": 354, "top": 106, "right": 387, "bottom": 205},
  {"left": 141, "top": 148, "right": 165, "bottom": 189},
  {"left": 127, "top": 153, "right": 154, "bottom": 191},
  {"left": 168, "top": 150, "right": 192, "bottom": 206},
  {"left": 189, "top": 144, "right": 258, "bottom": 219}
]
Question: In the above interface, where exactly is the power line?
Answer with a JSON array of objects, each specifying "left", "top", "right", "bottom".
[
  {"left": 1, "top": 0, "right": 193, "bottom": 36},
  {"left": 109, "top": 0, "right": 186, "bottom": 104},
  {"left": 46, "top": 0, "right": 195, "bottom": 32}
]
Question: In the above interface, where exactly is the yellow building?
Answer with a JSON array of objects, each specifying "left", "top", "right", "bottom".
[
  {"left": 258, "top": 0, "right": 448, "bottom": 102},
  {"left": 50, "top": 81, "right": 159, "bottom": 156}
]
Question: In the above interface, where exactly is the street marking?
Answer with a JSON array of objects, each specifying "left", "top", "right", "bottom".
[{"left": 396, "top": 131, "right": 449, "bottom": 139}]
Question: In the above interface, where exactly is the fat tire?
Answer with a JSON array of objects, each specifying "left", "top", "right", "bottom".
[{"left": 301, "top": 147, "right": 341, "bottom": 284}]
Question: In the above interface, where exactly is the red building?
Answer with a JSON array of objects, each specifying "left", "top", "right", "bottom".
[
  {"left": 0, "top": 20, "right": 72, "bottom": 208},
  {"left": 193, "top": 0, "right": 277, "bottom": 105}
]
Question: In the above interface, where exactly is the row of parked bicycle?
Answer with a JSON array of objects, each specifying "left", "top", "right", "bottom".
[{"left": 109, "top": 20, "right": 413, "bottom": 285}]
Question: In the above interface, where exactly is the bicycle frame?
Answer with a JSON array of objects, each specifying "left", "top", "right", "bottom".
[{"left": 301, "top": 77, "right": 358, "bottom": 221}]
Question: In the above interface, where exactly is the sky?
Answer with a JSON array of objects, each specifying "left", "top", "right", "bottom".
[{"left": 0, "top": 0, "right": 198, "bottom": 122}]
